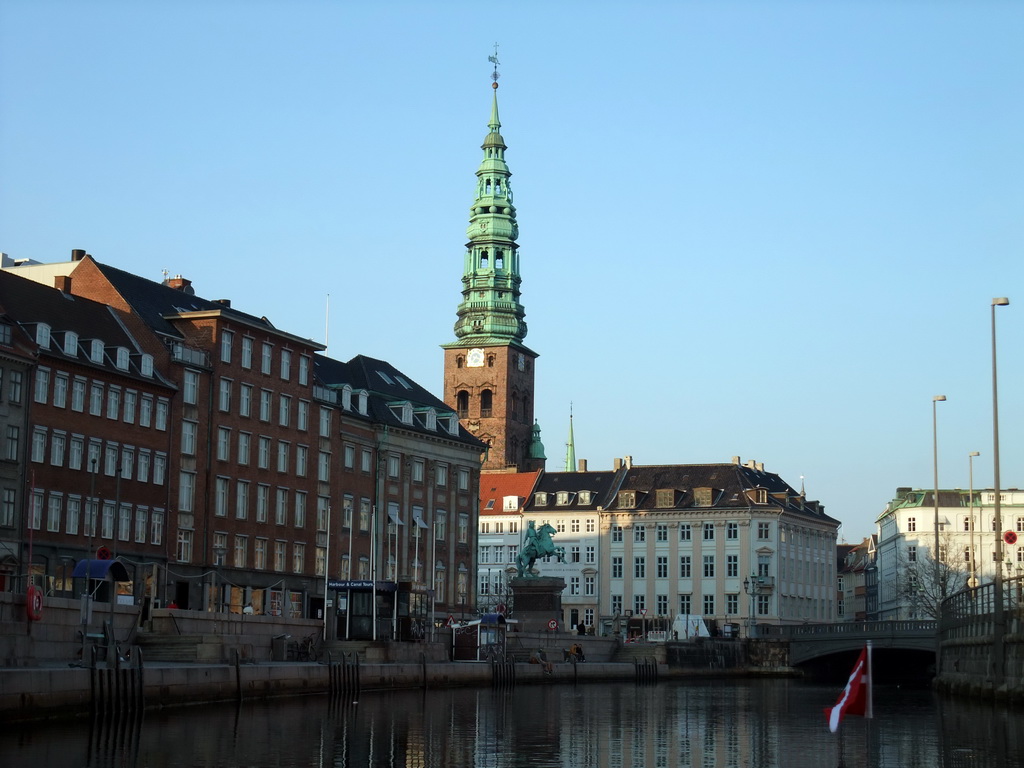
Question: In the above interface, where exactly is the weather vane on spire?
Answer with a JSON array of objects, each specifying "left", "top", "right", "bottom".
[{"left": 488, "top": 43, "right": 500, "bottom": 88}]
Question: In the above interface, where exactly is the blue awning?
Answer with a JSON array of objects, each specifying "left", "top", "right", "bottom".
[{"left": 72, "top": 559, "right": 131, "bottom": 581}]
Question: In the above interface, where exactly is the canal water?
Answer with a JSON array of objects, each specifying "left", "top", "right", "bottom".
[{"left": 4, "top": 679, "right": 1020, "bottom": 768}]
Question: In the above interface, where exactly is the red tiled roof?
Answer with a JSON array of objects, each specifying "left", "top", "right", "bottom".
[{"left": 479, "top": 470, "right": 542, "bottom": 516}]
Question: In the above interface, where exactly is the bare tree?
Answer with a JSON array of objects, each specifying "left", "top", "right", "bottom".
[{"left": 895, "top": 533, "right": 971, "bottom": 619}]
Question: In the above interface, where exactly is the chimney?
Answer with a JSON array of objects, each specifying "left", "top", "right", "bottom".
[
  {"left": 213, "top": 299, "right": 232, "bottom": 307},
  {"left": 71, "top": 249, "right": 87, "bottom": 261},
  {"left": 624, "top": 455, "right": 633, "bottom": 469},
  {"left": 756, "top": 462, "right": 764, "bottom": 472},
  {"left": 613, "top": 458, "right": 622, "bottom": 470},
  {"left": 54, "top": 275, "right": 72, "bottom": 293},
  {"left": 732, "top": 456, "right": 741, "bottom": 465},
  {"left": 164, "top": 275, "right": 195, "bottom": 295},
  {"left": 578, "top": 459, "right": 588, "bottom": 472}
]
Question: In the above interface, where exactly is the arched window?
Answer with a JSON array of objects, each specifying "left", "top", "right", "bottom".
[
  {"left": 480, "top": 250, "right": 489, "bottom": 269},
  {"left": 495, "top": 250, "right": 504, "bottom": 269},
  {"left": 456, "top": 356, "right": 464, "bottom": 369},
  {"left": 480, "top": 389, "right": 493, "bottom": 418},
  {"left": 456, "top": 390, "right": 469, "bottom": 419},
  {"left": 487, "top": 355, "right": 495, "bottom": 367},
  {"left": 511, "top": 392, "right": 520, "bottom": 421}
]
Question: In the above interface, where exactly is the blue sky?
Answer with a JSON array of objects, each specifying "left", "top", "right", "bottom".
[{"left": 2, "top": 1, "right": 1021, "bottom": 542}]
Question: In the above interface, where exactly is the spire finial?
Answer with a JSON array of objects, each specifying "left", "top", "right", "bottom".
[{"left": 488, "top": 43, "right": 500, "bottom": 89}]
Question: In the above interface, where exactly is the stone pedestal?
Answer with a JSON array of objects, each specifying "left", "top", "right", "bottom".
[{"left": 510, "top": 577, "right": 566, "bottom": 633}]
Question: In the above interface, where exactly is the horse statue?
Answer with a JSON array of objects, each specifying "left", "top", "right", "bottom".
[{"left": 516, "top": 522, "right": 566, "bottom": 577}]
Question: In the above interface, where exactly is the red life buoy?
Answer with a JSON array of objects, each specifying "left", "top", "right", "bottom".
[{"left": 26, "top": 585, "right": 43, "bottom": 622}]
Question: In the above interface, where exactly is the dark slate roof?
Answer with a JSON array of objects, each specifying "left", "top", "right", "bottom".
[
  {"left": 0, "top": 270, "right": 169, "bottom": 385},
  {"left": 314, "top": 353, "right": 486, "bottom": 450},
  {"left": 526, "top": 470, "right": 625, "bottom": 513},
  {"left": 95, "top": 262, "right": 298, "bottom": 342},
  {"left": 608, "top": 462, "right": 837, "bottom": 523}
]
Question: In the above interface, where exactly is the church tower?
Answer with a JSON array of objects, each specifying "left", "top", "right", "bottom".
[{"left": 443, "top": 56, "right": 544, "bottom": 472}]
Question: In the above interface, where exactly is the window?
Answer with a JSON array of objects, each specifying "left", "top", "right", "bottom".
[
  {"left": 220, "top": 330, "right": 233, "bottom": 363},
  {"left": 241, "top": 337, "right": 253, "bottom": 369},
  {"left": 656, "top": 524, "right": 668, "bottom": 542},
  {"left": 294, "top": 491, "right": 306, "bottom": 528},
  {"left": 703, "top": 523, "right": 715, "bottom": 541},
  {"left": 296, "top": 445, "right": 308, "bottom": 477},
  {"left": 458, "top": 513, "right": 469, "bottom": 543},
  {"left": 679, "top": 524, "right": 691, "bottom": 541},
  {"left": 139, "top": 394, "right": 153, "bottom": 426},
  {"left": 656, "top": 594, "right": 668, "bottom": 615},
  {"left": 276, "top": 488, "right": 288, "bottom": 525},
  {"left": 258, "top": 437, "right": 270, "bottom": 469},
  {"left": 123, "top": 390, "right": 136, "bottom": 423},
  {"left": 277, "top": 441, "right": 289, "bottom": 472},
  {"left": 361, "top": 498, "right": 372, "bottom": 532},
  {"left": 727, "top": 593, "right": 739, "bottom": 615},
  {"left": 238, "top": 432, "right": 251, "bottom": 465},
  {"left": 135, "top": 507, "right": 148, "bottom": 543},
  {"left": 34, "top": 367, "right": 49, "bottom": 404},
  {"left": 178, "top": 472, "right": 195, "bottom": 513},
  {"left": 633, "top": 594, "right": 646, "bottom": 614},
  {"left": 257, "top": 485, "right": 270, "bottom": 523},
  {"left": 240, "top": 384, "right": 253, "bottom": 417},
  {"left": 656, "top": 555, "right": 668, "bottom": 578},
  {"left": 757, "top": 594, "right": 770, "bottom": 616},
  {"left": 727, "top": 522, "right": 738, "bottom": 539},
  {"left": 177, "top": 529, "right": 193, "bottom": 564},
  {"left": 260, "top": 390, "right": 272, "bottom": 421},
  {"left": 458, "top": 468, "right": 470, "bottom": 491},
  {"left": 757, "top": 522, "right": 770, "bottom": 539},
  {"left": 727, "top": 554, "right": 738, "bottom": 578},
  {"left": 214, "top": 479, "right": 228, "bottom": 520},
  {"left": 66, "top": 496, "right": 81, "bottom": 535},
  {"left": 216, "top": 427, "right": 231, "bottom": 461},
  {"left": 412, "top": 458, "right": 425, "bottom": 483},
  {"left": 183, "top": 370, "right": 199, "bottom": 405},
  {"left": 181, "top": 421, "right": 197, "bottom": 456},
  {"left": 434, "top": 510, "right": 446, "bottom": 539},
  {"left": 298, "top": 355, "right": 310, "bottom": 386},
  {"left": 611, "top": 595, "right": 623, "bottom": 615},
  {"left": 278, "top": 394, "right": 291, "bottom": 426},
  {"left": 274, "top": 541, "right": 286, "bottom": 572},
  {"left": 71, "top": 378, "right": 85, "bottom": 411},
  {"left": 153, "top": 453, "right": 167, "bottom": 485},
  {"left": 343, "top": 495, "right": 354, "bottom": 528},
  {"left": 703, "top": 554, "right": 715, "bottom": 578},
  {"left": 297, "top": 400, "right": 309, "bottom": 431},
  {"left": 280, "top": 349, "right": 291, "bottom": 380},
  {"left": 586, "top": 518, "right": 595, "bottom": 533},
  {"left": 585, "top": 546, "right": 595, "bottom": 564},
  {"left": 680, "top": 555, "right": 691, "bottom": 578},
  {"left": 388, "top": 455, "right": 400, "bottom": 478},
  {"left": 908, "top": 545, "right": 917, "bottom": 562},
  {"left": 50, "top": 432, "right": 66, "bottom": 466},
  {"left": 634, "top": 556, "right": 646, "bottom": 578},
  {"left": 236, "top": 481, "right": 249, "bottom": 519},
  {"left": 571, "top": 545, "right": 580, "bottom": 563},
  {"left": 570, "top": 577, "right": 580, "bottom": 595},
  {"left": 703, "top": 595, "right": 715, "bottom": 615},
  {"left": 634, "top": 526, "right": 645, "bottom": 543},
  {"left": 5, "top": 426, "right": 20, "bottom": 461},
  {"left": 585, "top": 576, "right": 595, "bottom": 596},
  {"left": 612, "top": 557, "right": 623, "bottom": 578},
  {"left": 234, "top": 535, "right": 248, "bottom": 568},
  {"left": 436, "top": 464, "right": 448, "bottom": 486},
  {"left": 31, "top": 428, "right": 47, "bottom": 463},
  {"left": 219, "top": 379, "right": 232, "bottom": 412},
  {"left": 261, "top": 343, "right": 273, "bottom": 375},
  {"left": 292, "top": 543, "right": 305, "bottom": 574},
  {"left": 907, "top": 517, "right": 916, "bottom": 532},
  {"left": 318, "top": 451, "right": 330, "bottom": 482},
  {"left": 90, "top": 382, "right": 103, "bottom": 415},
  {"left": 106, "top": 387, "right": 121, "bottom": 420},
  {"left": 9, "top": 370, "right": 23, "bottom": 403},
  {"left": 612, "top": 525, "right": 623, "bottom": 543},
  {"left": 155, "top": 398, "right": 169, "bottom": 430},
  {"left": 53, "top": 374, "right": 68, "bottom": 408},
  {"left": 47, "top": 493, "right": 61, "bottom": 532}
]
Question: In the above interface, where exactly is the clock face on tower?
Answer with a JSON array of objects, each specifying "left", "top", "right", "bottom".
[{"left": 467, "top": 348, "right": 485, "bottom": 367}]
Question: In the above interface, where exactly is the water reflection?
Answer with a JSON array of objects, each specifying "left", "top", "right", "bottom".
[{"left": 3, "top": 680, "right": 1020, "bottom": 768}]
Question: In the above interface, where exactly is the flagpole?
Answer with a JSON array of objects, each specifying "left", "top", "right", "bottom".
[{"left": 865, "top": 640, "right": 874, "bottom": 719}]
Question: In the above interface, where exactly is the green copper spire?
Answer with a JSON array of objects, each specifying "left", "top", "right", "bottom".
[
  {"left": 565, "top": 407, "right": 576, "bottom": 472},
  {"left": 443, "top": 56, "right": 532, "bottom": 353}
]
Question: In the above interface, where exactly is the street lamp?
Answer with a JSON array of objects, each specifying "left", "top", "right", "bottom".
[
  {"left": 990, "top": 297, "right": 1009, "bottom": 685},
  {"left": 968, "top": 451, "right": 980, "bottom": 587},
  {"left": 742, "top": 575, "right": 757, "bottom": 638},
  {"left": 932, "top": 395, "right": 946, "bottom": 597}
]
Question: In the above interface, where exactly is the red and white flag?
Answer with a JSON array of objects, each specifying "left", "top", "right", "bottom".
[{"left": 825, "top": 644, "right": 873, "bottom": 733}]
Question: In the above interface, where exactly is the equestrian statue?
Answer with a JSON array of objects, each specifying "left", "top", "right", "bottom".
[{"left": 516, "top": 521, "right": 566, "bottom": 577}]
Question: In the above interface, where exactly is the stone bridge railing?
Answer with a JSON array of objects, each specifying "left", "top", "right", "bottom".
[{"left": 760, "top": 620, "right": 937, "bottom": 665}]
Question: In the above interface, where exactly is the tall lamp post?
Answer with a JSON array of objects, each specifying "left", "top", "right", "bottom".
[
  {"left": 968, "top": 451, "right": 980, "bottom": 587},
  {"left": 932, "top": 395, "right": 947, "bottom": 598},
  {"left": 742, "top": 574, "right": 757, "bottom": 639},
  {"left": 990, "top": 297, "right": 1009, "bottom": 684}
]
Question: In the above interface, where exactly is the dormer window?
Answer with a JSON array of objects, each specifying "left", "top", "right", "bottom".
[
  {"left": 115, "top": 347, "right": 130, "bottom": 371},
  {"left": 356, "top": 390, "right": 368, "bottom": 416},
  {"left": 556, "top": 491, "right": 572, "bottom": 506},
  {"left": 377, "top": 370, "right": 394, "bottom": 385},
  {"left": 341, "top": 384, "right": 352, "bottom": 411},
  {"left": 618, "top": 491, "right": 636, "bottom": 508},
  {"left": 63, "top": 331, "right": 78, "bottom": 356},
  {"left": 578, "top": 490, "right": 592, "bottom": 505},
  {"left": 694, "top": 488, "right": 713, "bottom": 507},
  {"left": 655, "top": 489, "right": 675, "bottom": 508},
  {"left": 36, "top": 323, "right": 51, "bottom": 349},
  {"left": 90, "top": 339, "right": 104, "bottom": 364},
  {"left": 140, "top": 354, "right": 154, "bottom": 377},
  {"left": 387, "top": 402, "right": 412, "bottom": 424},
  {"left": 534, "top": 492, "right": 548, "bottom": 506}
]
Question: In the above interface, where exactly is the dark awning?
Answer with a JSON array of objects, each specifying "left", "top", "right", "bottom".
[{"left": 72, "top": 559, "right": 131, "bottom": 581}]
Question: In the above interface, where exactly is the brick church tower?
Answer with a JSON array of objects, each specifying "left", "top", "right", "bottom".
[{"left": 442, "top": 57, "right": 545, "bottom": 472}]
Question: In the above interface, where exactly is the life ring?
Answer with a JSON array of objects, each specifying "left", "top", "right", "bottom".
[{"left": 26, "top": 585, "right": 43, "bottom": 622}]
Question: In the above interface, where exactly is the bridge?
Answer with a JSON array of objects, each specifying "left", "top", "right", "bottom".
[{"left": 760, "top": 620, "right": 937, "bottom": 665}]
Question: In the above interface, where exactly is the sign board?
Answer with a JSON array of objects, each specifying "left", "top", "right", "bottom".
[
  {"left": 1005, "top": 531, "right": 1019, "bottom": 546},
  {"left": 640, "top": 608, "right": 648, "bottom": 616},
  {"left": 547, "top": 619, "right": 558, "bottom": 630},
  {"left": 446, "top": 614, "right": 456, "bottom": 627}
]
